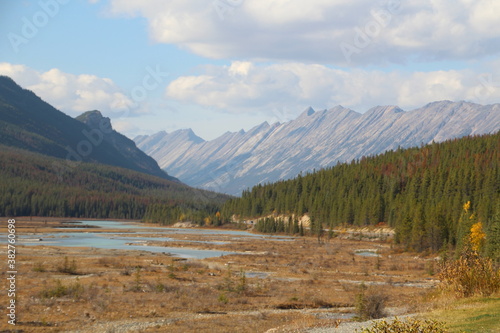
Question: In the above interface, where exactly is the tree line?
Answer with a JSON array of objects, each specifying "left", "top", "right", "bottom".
[
  {"left": 0, "top": 146, "right": 229, "bottom": 223},
  {"left": 222, "top": 132, "right": 500, "bottom": 254}
]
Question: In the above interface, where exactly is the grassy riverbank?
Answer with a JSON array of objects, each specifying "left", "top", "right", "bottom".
[{"left": 425, "top": 296, "right": 500, "bottom": 332}]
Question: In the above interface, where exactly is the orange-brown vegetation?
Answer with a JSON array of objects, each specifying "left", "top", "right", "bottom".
[{"left": 1, "top": 218, "right": 440, "bottom": 332}]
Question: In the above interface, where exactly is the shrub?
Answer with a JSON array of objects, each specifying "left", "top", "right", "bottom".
[
  {"left": 130, "top": 267, "right": 142, "bottom": 292},
  {"left": 218, "top": 292, "right": 229, "bottom": 304},
  {"left": 40, "top": 280, "right": 84, "bottom": 300},
  {"left": 57, "top": 256, "right": 78, "bottom": 275},
  {"left": 439, "top": 248, "right": 500, "bottom": 297},
  {"left": 359, "top": 317, "right": 448, "bottom": 333},
  {"left": 33, "top": 262, "right": 46, "bottom": 272},
  {"left": 155, "top": 282, "right": 165, "bottom": 293},
  {"left": 236, "top": 270, "right": 247, "bottom": 293},
  {"left": 355, "top": 285, "right": 387, "bottom": 320}
]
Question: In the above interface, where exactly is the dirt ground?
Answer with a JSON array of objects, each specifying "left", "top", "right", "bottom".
[{"left": 0, "top": 218, "right": 439, "bottom": 332}]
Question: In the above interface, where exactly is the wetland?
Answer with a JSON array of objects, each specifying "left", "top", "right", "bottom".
[{"left": 1, "top": 218, "right": 438, "bottom": 332}]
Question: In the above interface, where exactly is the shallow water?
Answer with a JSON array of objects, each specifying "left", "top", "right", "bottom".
[
  {"left": 244, "top": 271, "right": 271, "bottom": 279},
  {"left": 354, "top": 250, "right": 380, "bottom": 257},
  {"left": 19, "top": 232, "right": 235, "bottom": 259},
  {"left": 18, "top": 220, "right": 293, "bottom": 259}
]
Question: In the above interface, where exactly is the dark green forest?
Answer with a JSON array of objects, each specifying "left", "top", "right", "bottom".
[
  {"left": 222, "top": 132, "right": 500, "bottom": 253},
  {"left": 0, "top": 75, "right": 223, "bottom": 224},
  {"left": 0, "top": 145, "right": 230, "bottom": 223},
  {"left": 0, "top": 75, "right": 175, "bottom": 180}
]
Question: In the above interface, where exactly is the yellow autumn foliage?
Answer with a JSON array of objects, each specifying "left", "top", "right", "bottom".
[
  {"left": 463, "top": 201, "right": 471, "bottom": 213},
  {"left": 470, "top": 221, "right": 486, "bottom": 252},
  {"left": 204, "top": 216, "right": 212, "bottom": 226}
]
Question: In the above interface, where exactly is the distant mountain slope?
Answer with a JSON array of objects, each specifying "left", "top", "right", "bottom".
[
  {"left": 75, "top": 110, "right": 176, "bottom": 180},
  {"left": 135, "top": 101, "right": 500, "bottom": 195},
  {"left": 0, "top": 75, "right": 177, "bottom": 181},
  {"left": 0, "top": 145, "right": 230, "bottom": 221}
]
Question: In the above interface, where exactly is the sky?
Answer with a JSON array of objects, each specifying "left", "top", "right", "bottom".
[{"left": 1, "top": 0, "right": 500, "bottom": 141}]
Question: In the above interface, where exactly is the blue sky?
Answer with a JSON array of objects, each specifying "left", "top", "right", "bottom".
[{"left": 1, "top": 0, "right": 500, "bottom": 140}]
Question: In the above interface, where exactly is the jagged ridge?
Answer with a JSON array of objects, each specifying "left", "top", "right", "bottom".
[{"left": 135, "top": 101, "right": 500, "bottom": 196}]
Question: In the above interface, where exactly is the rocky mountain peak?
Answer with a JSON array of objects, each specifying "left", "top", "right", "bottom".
[
  {"left": 365, "top": 105, "right": 403, "bottom": 116},
  {"left": 135, "top": 101, "right": 500, "bottom": 195},
  {"left": 299, "top": 107, "right": 315, "bottom": 117},
  {"left": 76, "top": 110, "right": 113, "bottom": 131},
  {"left": 161, "top": 128, "right": 205, "bottom": 144}
]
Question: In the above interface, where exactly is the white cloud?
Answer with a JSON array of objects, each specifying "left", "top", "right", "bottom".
[
  {"left": 0, "top": 63, "right": 135, "bottom": 117},
  {"left": 166, "top": 61, "right": 500, "bottom": 114},
  {"left": 106, "top": 0, "right": 500, "bottom": 65},
  {"left": 229, "top": 61, "right": 252, "bottom": 77}
]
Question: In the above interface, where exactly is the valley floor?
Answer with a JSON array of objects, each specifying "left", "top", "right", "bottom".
[{"left": 0, "top": 218, "right": 459, "bottom": 332}]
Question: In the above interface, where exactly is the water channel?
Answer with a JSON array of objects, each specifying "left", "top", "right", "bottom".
[{"left": 18, "top": 220, "right": 293, "bottom": 259}]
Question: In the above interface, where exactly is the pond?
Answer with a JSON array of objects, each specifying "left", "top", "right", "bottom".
[{"left": 354, "top": 249, "right": 381, "bottom": 257}]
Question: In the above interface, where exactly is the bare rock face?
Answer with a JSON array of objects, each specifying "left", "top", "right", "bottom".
[
  {"left": 135, "top": 101, "right": 500, "bottom": 195},
  {"left": 76, "top": 110, "right": 179, "bottom": 182}
]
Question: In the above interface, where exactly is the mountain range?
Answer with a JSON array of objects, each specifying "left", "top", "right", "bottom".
[
  {"left": 135, "top": 101, "right": 500, "bottom": 195},
  {"left": 0, "top": 75, "right": 177, "bottom": 182}
]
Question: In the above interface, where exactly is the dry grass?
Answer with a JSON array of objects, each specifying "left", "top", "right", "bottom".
[
  {"left": 0, "top": 218, "right": 439, "bottom": 332},
  {"left": 438, "top": 249, "right": 500, "bottom": 298},
  {"left": 359, "top": 317, "right": 448, "bottom": 333}
]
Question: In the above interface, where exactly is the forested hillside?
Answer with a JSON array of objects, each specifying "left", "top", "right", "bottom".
[
  {"left": 0, "top": 76, "right": 176, "bottom": 181},
  {"left": 222, "top": 132, "right": 500, "bottom": 252},
  {"left": 0, "top": 145, "right": 230, "bottom": 222}
]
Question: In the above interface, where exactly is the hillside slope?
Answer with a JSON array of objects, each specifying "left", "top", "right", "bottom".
[
  {"left": 0, "top": 145, "right": 230, "bottom": 222},
  {"left": 0, "top": 75, "right": 176, "bottom": 181}
]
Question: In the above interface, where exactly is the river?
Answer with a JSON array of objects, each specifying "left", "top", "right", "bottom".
[{"left": 18, "top": 220, "right": 293, "bottom": 259}]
